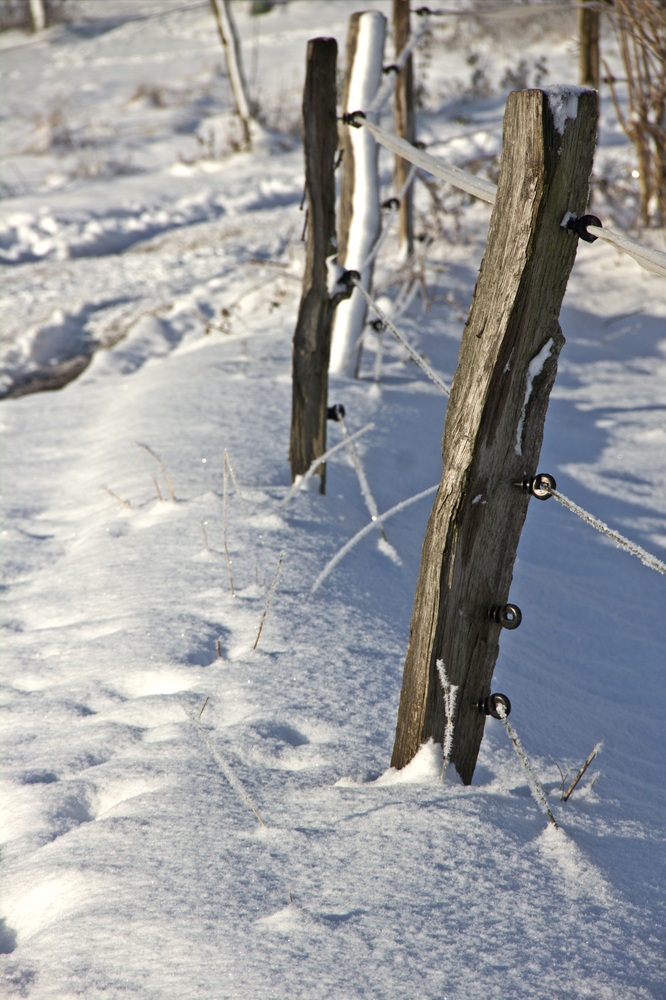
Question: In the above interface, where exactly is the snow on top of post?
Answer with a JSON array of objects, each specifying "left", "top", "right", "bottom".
[{"left": 544, "top": 85, "right": 587, "bottom": 135}]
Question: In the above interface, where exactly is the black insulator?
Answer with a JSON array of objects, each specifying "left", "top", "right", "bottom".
[
  {"left": 327, "top": 404, "right": 345, "bottom": 422},
  {"left": 478, "top": 693, "right": 512, "bottom": 719},
  {"left": 340, "top": 269, "right": 360, "bottom": 288},
  {"left": 382, "top": 197, "right": 400, "bottom": 211},
  {"left": 489, "top": 604, "right": 522, "bottom": 630},
  {"left": 369, "top": 319, "right": 385, "bottom": 332},
  {"left": 565, "top": 213, "right": 602, "bottom": 243},
  {"left": 342, "top": 110, "right": 366, "bottom": 128},
  {"left": 383, "top": 64, "right": 400, "bottom": 75},
  {"left": 515, "top": 473, "right": 556, "bottom": 500}
]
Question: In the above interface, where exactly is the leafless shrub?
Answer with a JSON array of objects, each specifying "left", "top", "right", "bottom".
[{"left": 605, "top": 1, "right": 666, "bottom": 227}]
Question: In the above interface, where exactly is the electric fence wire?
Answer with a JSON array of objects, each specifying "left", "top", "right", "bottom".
[
  {"left": 351, "top": 278, "right": 451, "bottom": 395},
  {"left": 356, "top": 119, "right": 666, "bottom": 281},
  {"left": 550, "top": 489, "right": 666, "bottom": 576}
]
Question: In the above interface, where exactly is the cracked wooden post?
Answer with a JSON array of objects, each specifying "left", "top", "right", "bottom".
[
  {"left": 289, "top": 38, "right": 339, "bottom": 494},
  {"left": 391, "top": 88, "right": 598, "bottom": 783}
]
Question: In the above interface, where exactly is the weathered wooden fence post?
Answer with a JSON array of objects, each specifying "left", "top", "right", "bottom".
[
  {"left": 330, "top": 11, "right": 387, "bottom": 378},
  {"left": 392, "top": 0, "right": 415, "bottom": 258},
  {"left": 289, "top": 38, "right": 339, "bottom": 494},
  {"left": 391, "top": 87, "right": 598, "bottom": 783}
]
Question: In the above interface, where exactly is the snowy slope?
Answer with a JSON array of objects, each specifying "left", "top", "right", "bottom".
[{"left": 1, "top": 3, "right": 665, "bottom": 998}]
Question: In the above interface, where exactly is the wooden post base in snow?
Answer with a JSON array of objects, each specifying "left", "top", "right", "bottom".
[{"left": 390, "top": 88, "right": 598, "bottom": 783}]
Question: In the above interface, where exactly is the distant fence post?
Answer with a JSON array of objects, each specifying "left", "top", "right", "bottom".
[
  {"left": 391, "top": 87, "right": 598, "bottom": 783},
  {"left": 330, "top": 11, "right": 387, "bottom": 378},
  {"left": 392, "top": 0, "right": 415, "bottom": 258},
  {"left": 289, "top": 38, "right": 339, "bottom": 494},
  {"left": 579, "top": 0, "right": 601, "bottom": 89},
  {"left": 209, "top": 0, "right": 253, "bottom": 148},
  {"left": 29, "top": 0, "right": 46, "bottom": 31}
]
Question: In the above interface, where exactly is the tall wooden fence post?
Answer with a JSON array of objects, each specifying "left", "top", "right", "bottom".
[
  {"left": 391, "top": 87, "right": 598, "bottom": 783},
  {"left": 392, "top": 0, "right": 415, "bottom": 258},
  {"left": 289, "top": 38, "right": 339, "bottom": 494},
  {"left": 330, "top": 11, "right": 387, "bottom": 378}
]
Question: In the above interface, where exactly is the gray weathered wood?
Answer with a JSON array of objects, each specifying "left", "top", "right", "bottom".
[
  {"left": 391, "top": 88, "right": 598, "bottom": 783},
  {"left": 392, "top": 0, "right": 414, "bottom": 257},
  {"left": 289, "top": 38, "right": 339, "bottom": 493}
]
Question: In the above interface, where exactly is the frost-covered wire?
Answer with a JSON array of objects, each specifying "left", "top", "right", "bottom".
[
  {"left": 311, "top": 483, "right": 438, "bottom": 594},
  {"left": 412, "top": 3, "right": 573, "bottom": 18},
  {"left": 367, "top": 23, "right": 429, "bottom": 115},
  {"left": 359, "top": 164, "right": 418, "bottom": 273},
  {"left": 586, "top": 225, "right": 666, "bottom": 280},
  {"left": 279, "top": 423, "right": 375, "bottom": 509},
  {"left": 359, "top": 118, "right": 497, "bottom": 205},
  {"left": 351, "top": 278, "right": 451, "bottom": 395},
  {"left": 339, "top": 417, "right": 387, "bottom": 541},
  {"left": 371, "top": 276, "right": 420, "bottom": 385},
  {"left": 497, "top": 703, "right": 558, "bottom": 828},
  {"left": 550, "top": 489, "right": 666, "bottom": 576},
  {"left": 362, "top": 122, "right": 665, "bottom": 282}
]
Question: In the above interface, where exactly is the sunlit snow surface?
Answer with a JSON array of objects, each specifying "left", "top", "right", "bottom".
[{"left": 1, "top": 2, "right": 666, "bottom": 997}]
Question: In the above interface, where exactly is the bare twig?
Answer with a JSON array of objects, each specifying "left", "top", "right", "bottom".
[
  {"left": 562, "top": 743, "right": 602, "bottom": 802},
  {"left": 497, "top": 705, "right": 558, "bottom": 828},
  {"left": 605, "top": 1, "right": 666, "bottom": 226}
]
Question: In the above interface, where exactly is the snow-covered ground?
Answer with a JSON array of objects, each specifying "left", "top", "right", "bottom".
[{"left": 1, "top": 2, "right": 665, "bottom": 997}]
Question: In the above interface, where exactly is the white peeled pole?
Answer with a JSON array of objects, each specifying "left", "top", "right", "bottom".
[{"left": 330, "top": 12, "right": 386, "bottom": 378}]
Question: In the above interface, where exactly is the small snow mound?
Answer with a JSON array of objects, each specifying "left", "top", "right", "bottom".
[
  {"left": 374, "top": 740, "right": 442, "bottom": 785},
  {"left": 256, "top": 903, "right": 314, "bottom": 935}
]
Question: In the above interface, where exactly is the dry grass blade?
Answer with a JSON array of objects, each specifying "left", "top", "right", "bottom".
[
  {"left": 101, "top": 485, "right": 132, "bottom": 508},
  {"left": 184, "top": 706, "right": 266, "bottom": 827},
  {"left": 137, "top": 441, "right": 176, "bottom": 501},
  {"left": 253, "top": 551, "right": 284, "bottom": 650},
  {"left": 223, "top": 451, "right": 235, "bottom": 596}
]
